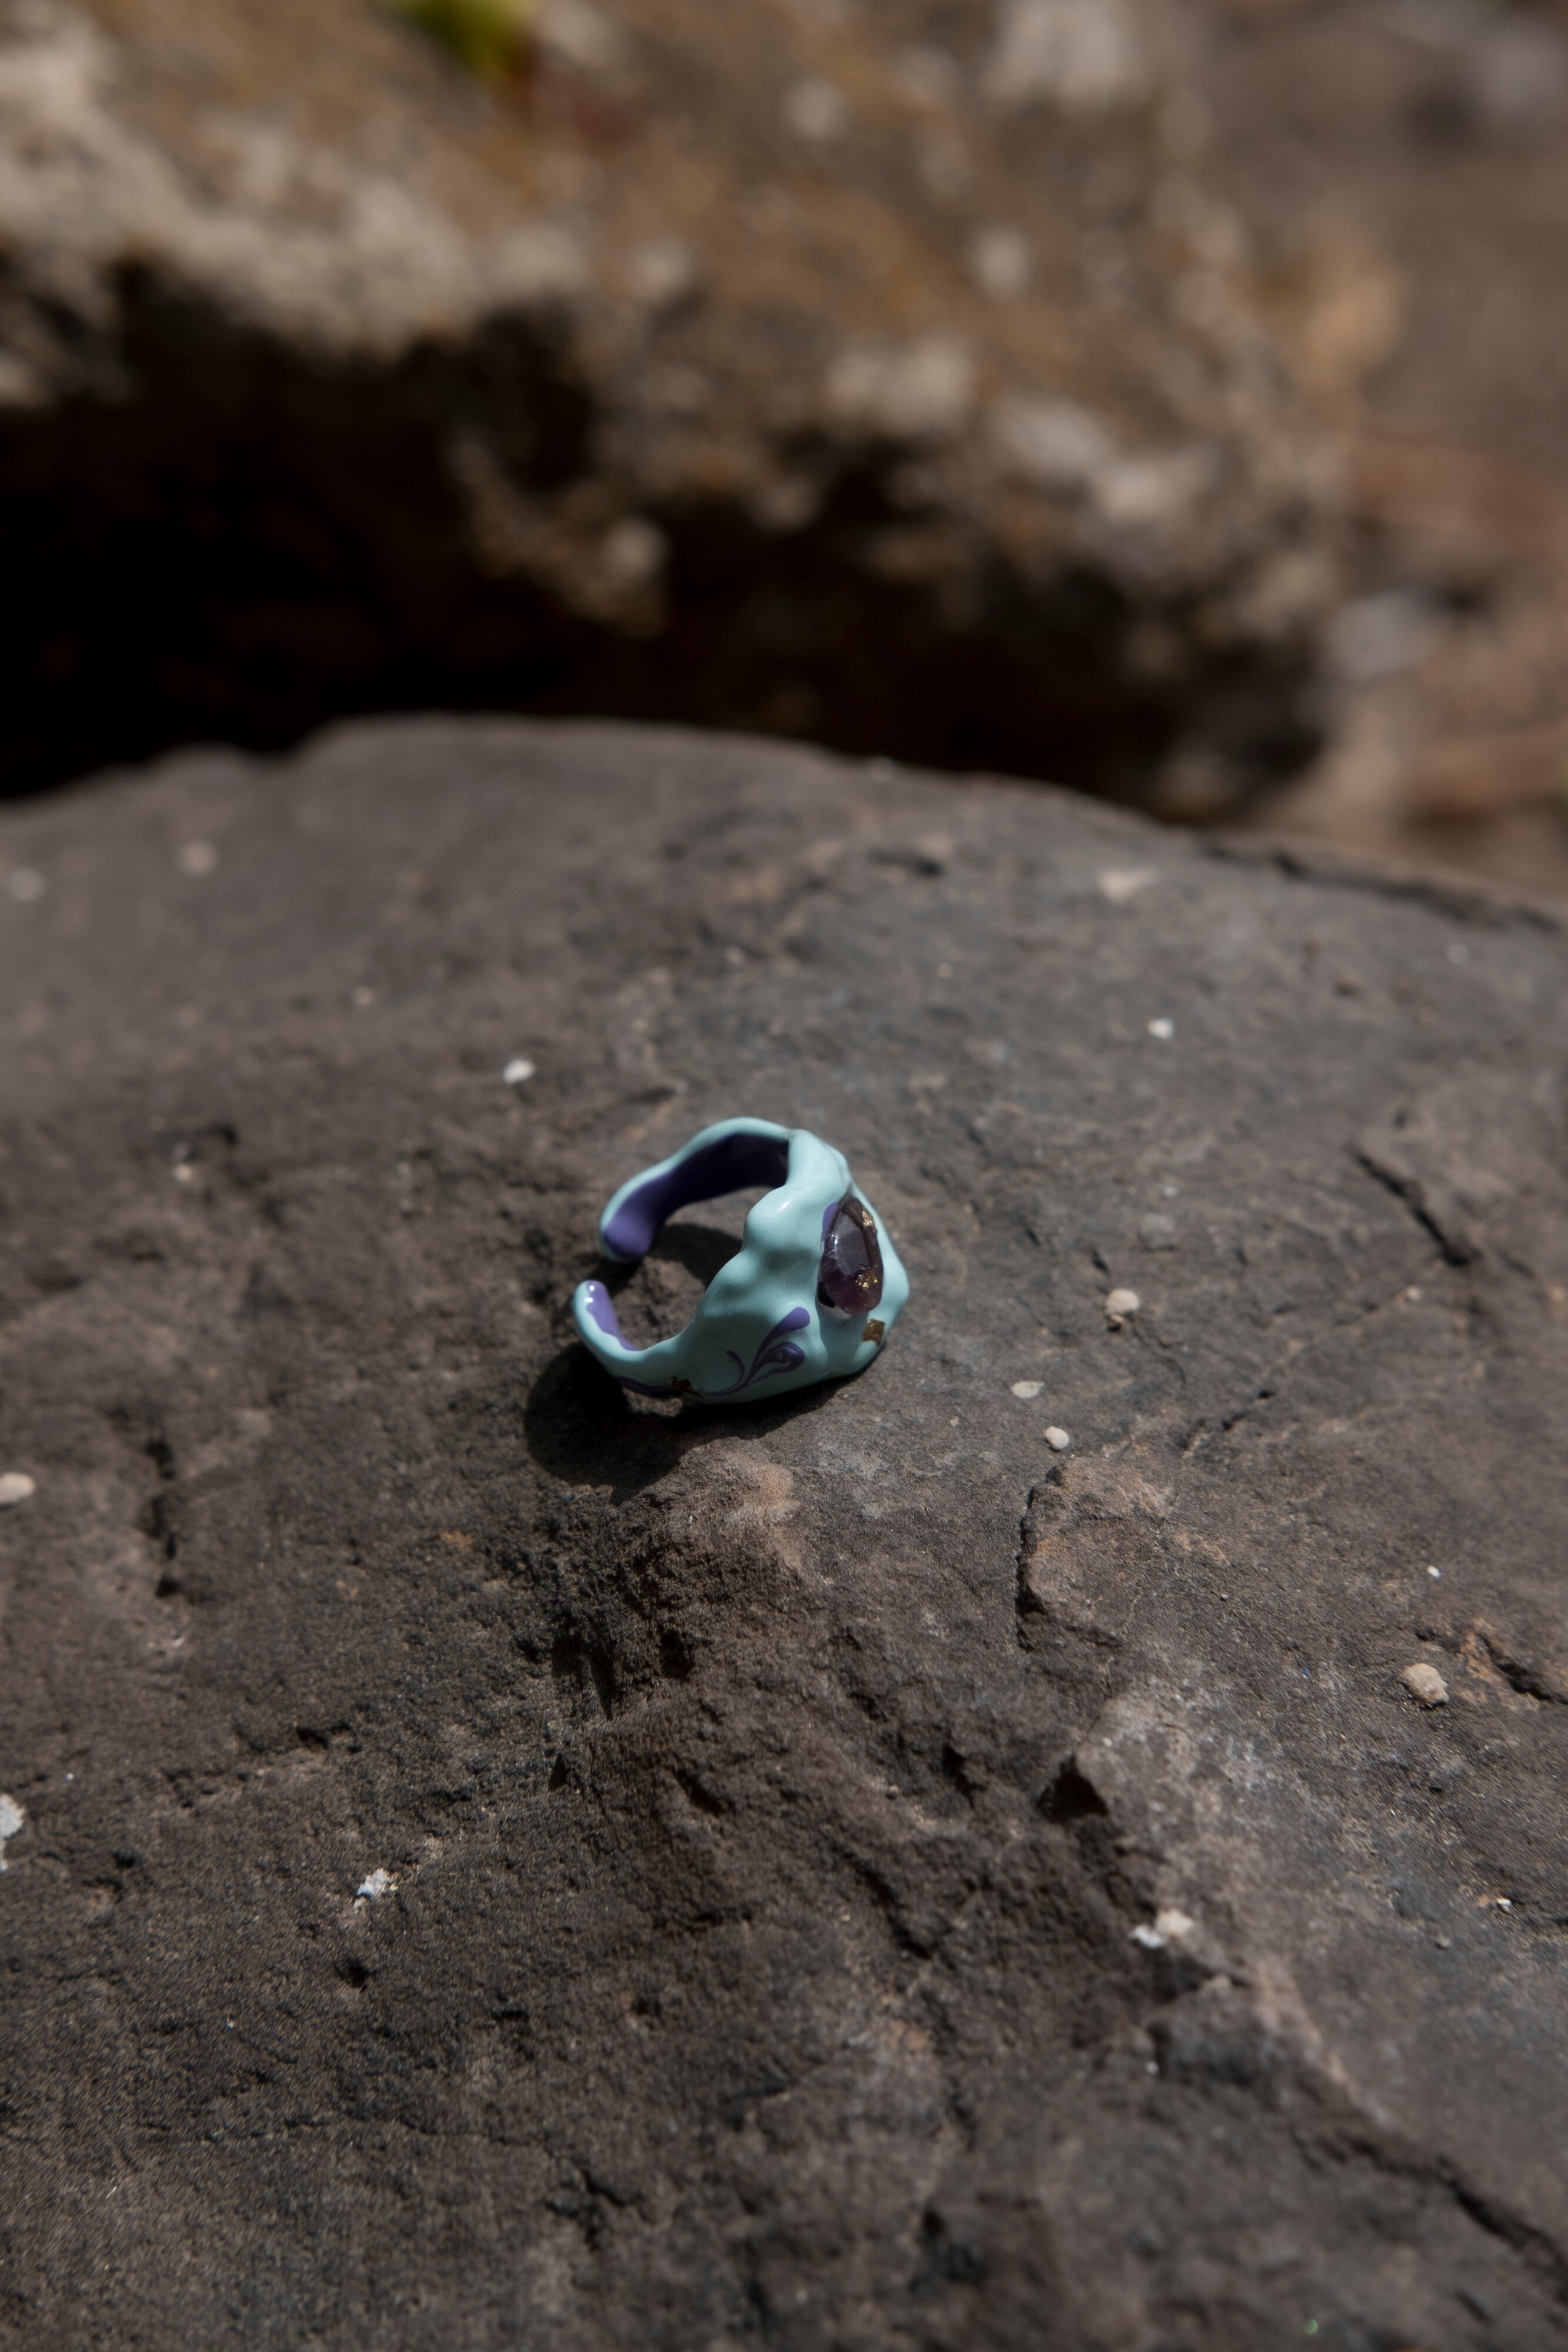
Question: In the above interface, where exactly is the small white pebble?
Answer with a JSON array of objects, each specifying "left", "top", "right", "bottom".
[
  {"left": 1098, "top": 866, "right": 1156, "bottom": 905},
  {"left": 1131, "top": 1923, "right": 1165, "bottom": 1950},
  {"left": 6, "top": 868, "right": 45, "bottom": 903},
  {"left": 1402, "top": 1662, "right": 1449, "bottom": 1708},
  {"left": 1496, "top": 1896, "right": 1513, "bottom": 1912},
  {"left": 0, "top": 1793, "right": 22, "bottom": 1867},
  {"left": 1045, "top": 1426, "right": 1072, "bottom": 1452},
  {"left": 969, "top": 223, "right": 1033, "bottom": 299},
  {"left": 1011, "top": 1379, "right": 1043, "bottom": 1400},
  {"left": 177, "top": 840, "right": 218, "bottom": 877},
  {"left": 355, "top": 1868, "right": 397, "bottom": 1901},
  {"left": 601, "top": 515, "right": 668, "bottom": 590},
  {"left": 503, "top": 1058, "right": 536, "bottom": 1086},
  {"left": 625, "top": 235, "right": 697, "bottom": 309},
  {"left": 1147, "top": 1017, "right": 1175, "bottom": 1041},
  {"left": 173, "top": 1164, "right": 195, "bottom": 1185},
  {"left": 350, "top": 985, "right": 375, "bottom": 1009},
  {"left": 0, "top": 1472, "right": 35, "bottom": 1507},
  {"left": 1155, "top": 1907, "right": 1196, "bottom": 1943},
  {"left": 1105, "top": 1288, "right": 1141, "bottom": 1318},
  {"left": 1427, "top": 1565, "right": 1442, "bottom": 1579},
  {"left": 783, "top": 75, "right": 850, "bottom": 141}
]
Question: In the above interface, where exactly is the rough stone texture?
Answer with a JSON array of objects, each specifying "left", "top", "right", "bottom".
[
  {"left": 0, "top": 0, "right": 1335, "bottom": 803},
  {"left": 2, "top": 719, "right": 1567, "bottom": 2351}
]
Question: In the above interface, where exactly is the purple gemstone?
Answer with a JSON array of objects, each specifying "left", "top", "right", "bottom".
[{"left": 817, "top": 1194, "right": 884, "bottom": 1315}]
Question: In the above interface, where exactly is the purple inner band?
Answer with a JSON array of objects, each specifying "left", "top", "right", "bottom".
[
  {"left": 579, "top": 1280, "right": 627, "bottom": 1344},
  {"left": 603, "top": 1129, "right": 790, "bottom": 1262}
]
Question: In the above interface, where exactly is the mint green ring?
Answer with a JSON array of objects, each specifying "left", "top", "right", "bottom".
[{"left": 571, "top": 1118, "right": 909, "bottom": 1402}]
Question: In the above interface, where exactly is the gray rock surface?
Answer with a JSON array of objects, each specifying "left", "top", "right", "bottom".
[
  {"left": 2, "top": 719, "right": 1567, "bottom": 2351},
  {"left": 0, "top": 0, "right": 1334, "bottom": 803}
]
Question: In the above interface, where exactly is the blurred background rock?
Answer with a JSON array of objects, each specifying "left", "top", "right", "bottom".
[{"left": 0, "top": 0, "right": 1562, "bottom": 891}]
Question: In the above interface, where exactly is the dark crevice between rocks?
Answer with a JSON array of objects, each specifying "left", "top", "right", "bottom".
[
  {"left": 1480, "top": 1633, "right": 1568, "bottom": 1706},
  {"left": 1355, "top": 1147, "right": 1477, "bottom": 1267},
  {"left": 1308, "top": 2125, "right": 1568, "bottom": 2314},
  {"left": 0, "top": 285, "right": 1326, "bottom": 806},
  {"left": 1039, "top": 1759, "right": 1109, "bottom": 1828}
]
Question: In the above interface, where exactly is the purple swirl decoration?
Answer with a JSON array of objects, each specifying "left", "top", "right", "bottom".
[{"left": 711, "top": 1306, "right": 811, "bottom": 1398}]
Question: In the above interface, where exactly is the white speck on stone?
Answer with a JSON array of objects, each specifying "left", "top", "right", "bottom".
[
  {"left": 177, "top": 839, "right": 218, "bottom": 877},
  {"left": 350, "top": 985, "right": 375, "bottom": 1008},
  {"left": 601, "top": 516, "right": 668, "bottom": 590},
  {"left": 0, "top": 1793, "right": 23, "bottom": 1867},
  {"left": 1098, "top": 866, "right": 1156, "bottom": 905},
  {"left": 1427, "top": 1565, "right": 1442, "bottom": 1579},
  {"left": 5, "top": 868, "right": 44, "bottom": 903},
  {"left": 1011, "top": 1380, "right": 1044, "bottom": 1400},
  {"left": 1147, "top": 1017, "right": 1175, "bottom": 1041},
  {"left": 1496, "top": 1896, "right": 1514, "bottom": 1911},
  {"left": 625, "top": 236, "right": 697, "bottom": 310},
  {"left": 828, "top": 336, "right": 976, "bottom": 441},
  {"left": 1045, "top": 1426, "right": 1072, "bottom": 1452},
  {"left": 537, "top": 0, "right": 623, "bottom": 74},
  {"left": 1095, "top": 447, "right": 1218, "bottom": 534},
  {"left": 754, "top": 473, "right": 819, "bottom": 532},
  {"left": 0, "top": 1472, "right": 35, "bottom": 1508},
  {"left": 783, "top": 76, "right": 850, "bottom": 142},
  {"left": 173, "top": 1163, "right": 195, "bottom": 1185},
  {"left": 490, "top": 220, "right": 590, "bottom": 305},
  {"left": 992, "top": 396, "right": 1115, "bottom": 492},
  {"left": 1105, "top": 1288, "right": 1141, "bottom": 1318},
  {"left": 982, "top": 0, "right": 1151, "bottom": 113},
  {"left": 1134, "top": 1906, "right": 1196, "bottom": 1950},
  {"left": 356, "top": 1868, "right": 397, "bottom": 1902},
  {"left": 1403, "top": 1662, "right": 1449, "bottom": 1708},
  {"left": 969, "top": 224, "right": 1033, "bottom": 299},
  {"left": 503, "top": 1058, "right": 536, "bottom": 1086},
  {"left": 1327, "top": 588, "right": 1437, "bottom": 686}
]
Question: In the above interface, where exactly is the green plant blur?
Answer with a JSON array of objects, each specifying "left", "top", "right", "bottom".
[{"left": 383, "top": 0, "right": 534, "bottom": 79}]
